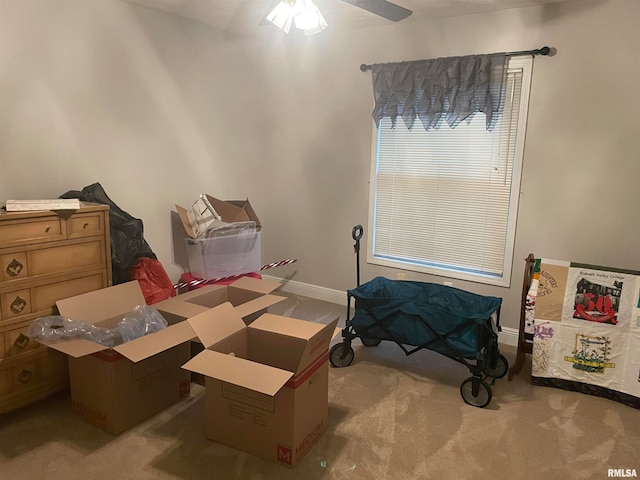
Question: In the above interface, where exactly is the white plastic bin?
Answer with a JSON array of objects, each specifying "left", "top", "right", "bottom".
[{"left": 186, "top": 225, "right": 261, "bottom": 280}]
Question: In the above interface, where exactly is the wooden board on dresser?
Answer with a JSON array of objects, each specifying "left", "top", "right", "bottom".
[{"left": 0, "top": 202, "right": 112, "bottom": 413}]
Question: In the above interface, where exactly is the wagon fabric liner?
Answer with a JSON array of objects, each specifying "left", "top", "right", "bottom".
[{"left": 348, "top": 277, "right": 502, "bottom": 359}]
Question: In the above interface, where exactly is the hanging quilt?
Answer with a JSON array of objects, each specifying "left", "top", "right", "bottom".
[{"left": 530, "top": 259, "right": 640, "bottom": 409}]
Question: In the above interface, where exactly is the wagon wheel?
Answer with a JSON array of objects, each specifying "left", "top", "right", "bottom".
[
  {"left": 460, "top": 377, "right": 492, "bottom": 408},
  {"left": 360, "top": 337, "right": 382, "bottom": 346},
  {"left": 330, "top": 343, "right": 355, "bottom": 368},
  {"left": 483, "top": 353, "right": 509, "bottom": 379}
]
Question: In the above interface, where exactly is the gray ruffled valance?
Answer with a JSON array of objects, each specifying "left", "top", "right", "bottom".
[{"left": 370, "top": 53, "right": 507, "bottom": 131}]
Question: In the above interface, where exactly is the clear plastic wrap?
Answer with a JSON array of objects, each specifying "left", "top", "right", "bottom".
[
  {"left": 117, "top": 305, "right": 168, "bottom": 343},
  {"left": 27, "top": 305, "right": 168, "bottom": 347}
]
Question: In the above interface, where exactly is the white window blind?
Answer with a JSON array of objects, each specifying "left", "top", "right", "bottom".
[{"left": 368, "top": 57, "right": 532, "bottom": 286}]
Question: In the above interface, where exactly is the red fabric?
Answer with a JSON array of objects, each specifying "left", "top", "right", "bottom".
[
  {"left": 130, "top": 257, "right": 177, "bottom": 304},
  {"left": 596, "top": 295, "right": 612, "bottom": 313},
  {"left": 180, "top": 271, "right": 262, "bottom": 290}
]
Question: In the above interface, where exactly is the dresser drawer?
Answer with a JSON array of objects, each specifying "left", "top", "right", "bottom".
[
  {"left": 1, "top": 251, "right": 28, "bottom": 282},
  {"left": 8, "top": 357, "right": 41, "bottom": 393},
  {"left": 0, "top": 271, "right": 107, "bottom": 324},
  {"left": 32, "top": 272, "right": 106, "bottom": 313},
  {"left": 67, "top": 212, "right": 105, "bottom": 239},
  {"left": 29, "top": 239, "right": 106, "bottom": 277},
  {"left": 1, "top": 239, "right": 106, "bottom": 286},
  {"left": 0, "top": 218, "right": 65, "bottom": 248},
  {"left": 10, "top": 355, "right": 56, "bottom": 396},
  {"left": 0, "top": 288, "right": 31, "bottom": 320},
  {"left": 3, "top": 322, "right": 38, "bottom": 358},
  {"left": 0, "top": 349, "right": 69, "bottom": 413}
]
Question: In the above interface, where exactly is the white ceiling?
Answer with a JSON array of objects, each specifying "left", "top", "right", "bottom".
[{"left": 122, "top": 0, "right": 585, "bottom": 36}]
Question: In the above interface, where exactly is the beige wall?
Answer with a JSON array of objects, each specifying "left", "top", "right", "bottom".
[{"left": 1, "top": 0, "right": 639, "bottom": 333}]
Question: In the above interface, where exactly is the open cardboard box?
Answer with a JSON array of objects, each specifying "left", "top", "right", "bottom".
[
  {"left": 182, "top": 302, "right": 339, "bottom": 467},
  {"left": 153, "top": 276, "right": 287, "bottom": 385},
  {"left": 40, "top": 281, "right": 196, "bottom": 435},
  {"left": 153, "top": 276, "right": 285, "bottom": 326},
  {"left": 176, "top": 194, "right": 261, "bottom": 239}
]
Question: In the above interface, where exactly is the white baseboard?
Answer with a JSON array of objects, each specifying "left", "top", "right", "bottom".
[
  {"left": 263, "top": 275, "right": 348, "bottom": 305},
  {"left": 499, "top": 327, "right": 518, "bottom": 347},
  {"left": 264, "top": 275, "right": 519, "bottom": 347}
]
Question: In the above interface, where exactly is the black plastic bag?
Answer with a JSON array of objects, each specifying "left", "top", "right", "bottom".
[{"left": 60, "top": 182, "right": 157, "bottom": 284}]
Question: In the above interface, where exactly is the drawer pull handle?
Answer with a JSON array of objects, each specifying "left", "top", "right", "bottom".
[
  {"left": 10, "top": 296, "right": 27, "bottom": 314},
  {"left": 6, "top": 258, "right": 24, "bottom": 276},
  {"left": 17, "top": 369, "right": 32, "bottom": 384},
  {"left": 83, "top": 223, "right": 89, "bottom": 229},
  {"left": 14, "top": 333, "right": 30, "bottom": 349},
  {"left": 45, "top": 226, "right": 51, "bottom": 233}
]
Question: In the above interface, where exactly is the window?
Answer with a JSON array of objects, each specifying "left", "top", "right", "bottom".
[{"left": 368, "top": 57, "right": 532, "bottom": 287}]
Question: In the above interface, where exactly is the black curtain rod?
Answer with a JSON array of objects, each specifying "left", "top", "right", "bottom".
[{"left": 359, "top": 46, "right": 552, "bottom": 72}]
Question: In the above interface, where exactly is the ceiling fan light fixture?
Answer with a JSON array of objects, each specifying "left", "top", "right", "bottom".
[{"left": 266, "top": 0, "right": 328, "bottom": 36}]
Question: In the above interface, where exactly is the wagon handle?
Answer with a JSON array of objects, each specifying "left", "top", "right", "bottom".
[
  {"left": 352, "top": 225, "right": 363, "bottom": 286},
  {"left": 352, "top": 225, "right": 363, "bottom": 242}
]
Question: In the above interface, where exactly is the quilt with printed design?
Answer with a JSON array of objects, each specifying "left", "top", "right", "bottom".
[{"left": 529, "top": 259, "right": 640, "bottom": 408}]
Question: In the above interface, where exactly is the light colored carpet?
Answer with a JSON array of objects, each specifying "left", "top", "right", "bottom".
[{"left": 1, "top": 292, "right": 638, "bottom": 479}]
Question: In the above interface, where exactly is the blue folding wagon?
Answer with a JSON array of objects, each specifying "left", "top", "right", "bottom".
[{"left": 330, "top": 226, "right": 508, "bottom": 408}]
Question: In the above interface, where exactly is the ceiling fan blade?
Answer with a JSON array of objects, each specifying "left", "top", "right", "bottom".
[
  {"left": 258, "top": 0, "right": 282, "bottom": 26},
  {"left": 341, "top": 0, "right": 412, "bottom": 22}
]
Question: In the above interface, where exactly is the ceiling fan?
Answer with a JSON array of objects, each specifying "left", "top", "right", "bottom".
[
  {"left": 341, "top": 0, "right": 413, "bottom": 22},
  {"left": 261, "top": 0, "right": 413, "bottom": 35}
]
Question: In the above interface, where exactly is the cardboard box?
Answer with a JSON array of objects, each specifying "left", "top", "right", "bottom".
[
  {"left": 153, "top": 276, "right": 286, "bottom": 326},
  {"left": 40, "top": 281, "right": 196, "bottom": 435},
  {"left": 182, "top": 302, "right": 339, "bottom": 467},
  {"left": 176, "top": 194, "right": 261, "bottom": 239},
  {"left": 154, "top": 276, "right": 287, "bottom": 386}
]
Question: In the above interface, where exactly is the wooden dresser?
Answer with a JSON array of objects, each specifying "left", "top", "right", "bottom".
[{"left": 0, "top": 202, "right": 112, "bottom": 413}]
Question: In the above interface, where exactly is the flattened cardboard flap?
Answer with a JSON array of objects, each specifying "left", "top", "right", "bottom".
[
  {"left": 187, "top": 302, "right": 246, "bottom": 349},
  {"left": 114, "top": 321, "right": 197, "bottom": 363},
  {"left": 233, "top": 294, "right": 287, "bottom": 319},
  {"left": 154, "top": 278, "right": 283, "bottom": 326},
  {"left": 208, "top": 196, "right": 261, "bottom": 231},
  {"left": 226, "top": 199, "right": 261, "bottom": 230},
  {"left": 248, "top": 314, "right": 336, "bottom": 341},
  {"left": 182, "top": 349, "right": 293, "bottom": 396},
  {"left": 153, "top": 294, "right": 211, "bottom": 323},
  {"left": 176, "top": 204, "right": 196, "bottom": 238},
  {"left": 230, "top": 276, "right": 280, "bottom": 294},
  {"left": 176, "top": 195, "right": 261, "bottom": 238},
  {"left": 249, "top": 315, "right": 340, "bottom": 373},
  {"left": 56, "top": 281, "right": 146, "bottom": 325}
]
